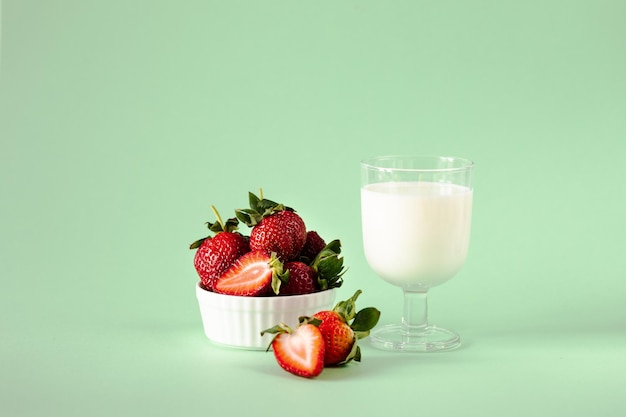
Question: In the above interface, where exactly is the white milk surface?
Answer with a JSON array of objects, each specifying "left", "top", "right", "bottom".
[{"left": 361, "top": 181, "right": 473, "bottom": 290}]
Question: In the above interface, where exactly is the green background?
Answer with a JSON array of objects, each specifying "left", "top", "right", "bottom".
[{"left": 1, "top": 1, "right": 625, "bottom": 416}]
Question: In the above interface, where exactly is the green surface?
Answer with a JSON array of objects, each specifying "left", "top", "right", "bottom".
[{"left": 1, "top": 1, "right": 625, "bottom": 416}]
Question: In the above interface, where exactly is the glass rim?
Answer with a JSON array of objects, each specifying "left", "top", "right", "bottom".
[{"left": 360, "top": 155, "right": 474, "bottom": 173}]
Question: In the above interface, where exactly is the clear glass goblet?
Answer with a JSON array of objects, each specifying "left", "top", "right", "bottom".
[{"left": 361, "top": 155, "right": 474, "bottom": 352}]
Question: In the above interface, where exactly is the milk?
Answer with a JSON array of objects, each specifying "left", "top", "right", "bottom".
[{"left": 361, "top": 181, "right": 473, "bottom": 290}]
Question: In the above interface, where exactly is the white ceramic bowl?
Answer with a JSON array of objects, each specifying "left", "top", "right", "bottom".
[{"left": 195, "top": 283, "right": 337, "bottom": 350}]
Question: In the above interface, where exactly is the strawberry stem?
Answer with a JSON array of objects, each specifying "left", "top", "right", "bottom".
[
  {"left": 211, "top": 205, "right": 225, "bottom": 230},
  {"left": 334, "top": 289, "right": 362, "bottom": 321}
]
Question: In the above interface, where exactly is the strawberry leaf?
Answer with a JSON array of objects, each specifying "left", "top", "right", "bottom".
[
  {"left": 235, "top": 208, "right": 258, "bottom": 226},
  {"left": 298, "top": 316, "right": 322, "bottom": 327},
  {"left": 312, "top": 240, "right": 346, "bottom": 290},
  {"left": 260, "top": 323, "right": 292, "bottom": 336},
  {"left": 316, "top": 256, "right": 345, "bottom": 283},
  {"left": 236, "top": 190, "right": 289, "bottom": 227},
  {"left": 249, "top": 191, "right": 261, "bottom": 213},
  {"left": 223, "top": 217, "right": 240, "bottom": 232},
  {"left": 260, "top": 322, "right": 292, "bottom": 352},
  {"left": 208, "top": 205, "right": 239, "bottom": 232},
  {"left": 257, "top": 198, "right": 283, "bottom": 214},
  {"left": 206, "top": 218, "right": 239, "bottom": 233},
  {"left": 322, "top": 239, "right": 342, "bottom": 254},
  {"left": 189, "top": 236, "right": 208, "bottom": 250},
  {"left": 351, "top": 307, "right": 381, "bottom": 339},
  {"left": 272, "top": 269, "right": 289, "bottom": 295},
  {"left": 354, "top": 345, "right": 362, "bottom": 362},
  {"left": 190, "top": 206, "right": 239, "bottom": 248},
  {"left": 268, "top": 252, "right": 289, "bottom": 295}
]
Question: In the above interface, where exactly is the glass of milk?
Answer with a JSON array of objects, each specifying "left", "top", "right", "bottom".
[{"left": 361, "top": 155, "right": 474, "bottom": 352}]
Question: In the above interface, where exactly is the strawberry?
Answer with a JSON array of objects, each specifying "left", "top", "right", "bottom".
[
  {"left": 299, "top": 231, "right": 326, "bottom": 263},
  {"left": 313, "top": 310, "right": 355, "bottom": 365},
  {"left": 236, "top": 191, "right": 307, "bottom": 261},
  {"left": 312, "top": 290, "right": 380, "bottom": 366},
  {"left": 190, "top": 206, "right": 249, "bottom": 291},
  {"left": 281, "top": 261, "right": 318, "bottom": 295},
  {"left": 261, "top": 319, "right": 325, "bottom": 378},
  {"left": 213, "top": 250, "right": 288, "bottom": 296},
  {"left": 250, "top": 210, "right": 306, "bottom": 261},
  {"left": 300, "top": 230, "right": 326, "bottom": 263}
]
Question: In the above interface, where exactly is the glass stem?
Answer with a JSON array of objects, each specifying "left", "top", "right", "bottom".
[{"left": 402, "top": 290, "right": 429, "bottom": 333}]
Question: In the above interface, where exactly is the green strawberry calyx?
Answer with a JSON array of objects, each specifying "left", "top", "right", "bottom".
[
  {"left": 235, "top": 189, "right": 295, "bottom": 227},
  {"left": 189, "top": 205, "right": 240, "bottom": 249},
  {"left": 268, "top": 252, "right": 290, "bottom": 295},
  {"left": 333, "top": 290, "right": 381, "bottom": 340},
  {"left": 310, "top": 240, "right": 347, "bottom": 290}
]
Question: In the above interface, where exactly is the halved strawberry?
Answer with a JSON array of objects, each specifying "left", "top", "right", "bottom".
[
  {"left": 261, "top": 319, "right": 325, "bottom": 378},
  {"left": 213, "top": 250, "right": 288, "bottom": 296}
]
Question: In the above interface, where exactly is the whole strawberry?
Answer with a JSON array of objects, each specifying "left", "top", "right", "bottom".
[
  {"left": 250, "top": 210, "right": 306, "bottom": 261},
  {"left": 236, "top": 191, "right": 306, "bottom": 262},
  {"left": 190, "top": 206, "right": 249, "bottom": 291},
  {"left": 281, "top": 261, "right": 318, "bottom": 295},
  {"left": 312, "top": 290, "right": 380, "bottom": 366},
  {"left": 281, "top": 240, "right": 347, "bottom": 295},
  {"left": 299, "top": 231, "right": 326, "bottom": 263}
]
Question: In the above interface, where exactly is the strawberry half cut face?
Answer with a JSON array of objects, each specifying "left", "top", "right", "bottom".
[
  {"left": 213, "top": 250, "right": 287, "bottom": 296},
  {"left": 262, "top": 321, "right": 325, "bottom": 378}
]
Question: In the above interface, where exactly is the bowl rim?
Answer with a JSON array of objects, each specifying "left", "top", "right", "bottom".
[{"left": 195, "top": 281, "right": 337, "bottom": 302}]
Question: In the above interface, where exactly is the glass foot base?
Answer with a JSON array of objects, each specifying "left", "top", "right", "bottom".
[{"left": 370, "top": 323, "right": 460, "bottom": 352}]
